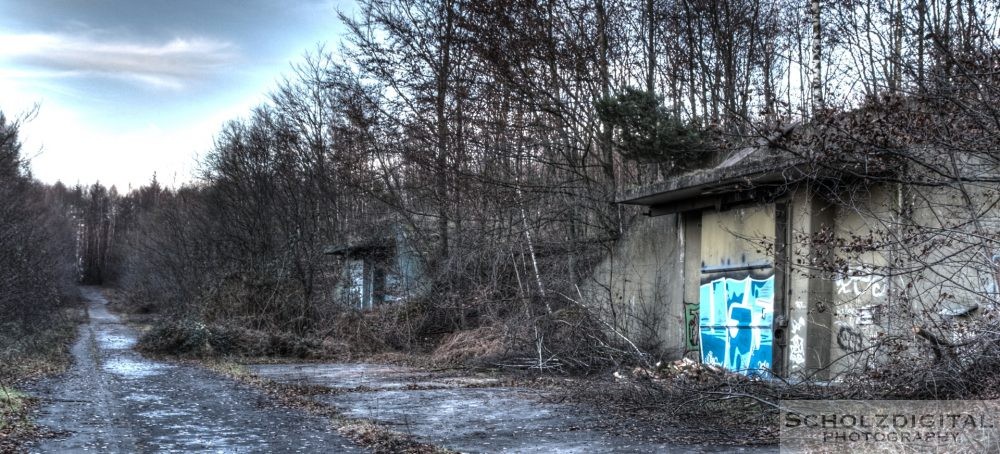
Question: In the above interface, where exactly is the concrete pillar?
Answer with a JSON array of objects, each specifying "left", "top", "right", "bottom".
[{"left": 787, "top": 187, "right": 834, "bottom": 380}]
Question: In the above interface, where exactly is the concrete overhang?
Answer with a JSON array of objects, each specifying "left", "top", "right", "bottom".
[
  {"left": 617, "top": 146, "right": 804, "bottom": 215},
  {"left": 324, "top": 240, "right": 391, "bottom": 257}
]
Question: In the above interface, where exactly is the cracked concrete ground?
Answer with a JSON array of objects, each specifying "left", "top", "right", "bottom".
[
  {"left": 27, "top": 288, "right": 363, "bottom": 453},
  {"left": 250, "top": 363, "right": 776, "bottom": 453},
  {"left": 22, "top": 288, "right": 775, "bottom": 453}
]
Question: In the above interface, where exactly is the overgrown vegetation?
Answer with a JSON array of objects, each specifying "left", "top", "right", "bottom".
[
  {"left": 0, "top": 111, "right": 82, "bottom": 451},
  {"left": 595, "top": 87, "right": 708, "bottom": 171},
  {"left": 0, "top": 311, "right": 80, "bottom": 384},
  {"left": 60, "top": 0, "right": 1000, "bottom": 417},
  {"left": 0, "top": 1, "right": 992, "bottom": 452},
  {"left": 0, "top": 111, "right": 80, "bottom": 377}
]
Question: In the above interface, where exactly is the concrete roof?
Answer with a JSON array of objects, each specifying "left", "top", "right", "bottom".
[
  {"left": 617, "top": 143, "right": 804, "bottom": 208},
  {"left": 324, "top": 237, "right": 392, "bottom": 257}
]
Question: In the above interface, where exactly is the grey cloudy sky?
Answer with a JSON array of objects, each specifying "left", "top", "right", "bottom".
[{"left": 0, "top": 0, "right": 352, "bottom": 189}]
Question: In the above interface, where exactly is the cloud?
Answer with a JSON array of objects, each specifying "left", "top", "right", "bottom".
[
  {"left": 0, "top": 32, "right": 238, "bottom": 90},
  {"left": 19, "top": 101, "right": 207, "bottom": 189}
]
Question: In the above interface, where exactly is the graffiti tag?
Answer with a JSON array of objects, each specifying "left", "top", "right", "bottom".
[
  {"left": 835, "top": 267, "right": 888, "bottom": 298},
  {"left": 853, "top": 305, "right": 880, "bottom": 325},
  {"left": 836, "top": 325, "right": 865, "bottom": 352},
  {"left": 789, "top": 311, "right": 806, "bottom": 367},
  {"left": 684, "top": 303, "right": 699, "bottom": 351},
  {"left": 699, "top": 275, "right": 774, "bottom": 376}
]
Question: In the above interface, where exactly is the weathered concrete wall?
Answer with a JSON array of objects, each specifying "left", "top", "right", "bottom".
[
  {"left": 584, "top": 213, "right": 685, "bottom": 357},
  {"left": 904, "top": 182, "right": 999, "bottom": 315},
  {"left": 700, "top": 206, "right": 775, "bottom": 268},
  {"left": 683, "top": 213, "right": 702, "bottom": 356},
  {"left": 824, "top": 179, "right": 1000, "bottom": 374},
  {"left": 804, "top": 181, "right": 994, "bottom": 378},
  {"left": 826, "top": 186, "right": 896, "bottom": 376},
  {"left": 610, "top": 158, "right": 1000, "bottom": 379}
]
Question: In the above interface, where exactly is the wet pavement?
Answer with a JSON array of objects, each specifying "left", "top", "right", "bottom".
[
  {"left": 28, "top": 288, "right": 363, "bottom": 453},
  {"left": 250, "top": 363, "right": 773, "bottom": 453},
  {"left": 326, "top": 387, "right": 670, "bottom": 453},
  {"left": 25, "top": 288, "right": 774, "bottom": 453},
  {"left": 250, "top": 363, "right": 499, "bottom": 390}
]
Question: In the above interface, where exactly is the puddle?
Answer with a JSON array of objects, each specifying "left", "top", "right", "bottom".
[
  {"left": 139, "top": 408, "right": 192, "bottom": 419},
  {"left": 144, "top": 422, "right": 288, "bottom": 451},
  {"left": 256, "top": 363, "right": 771, "bottom": 453},
  {"left": 249, "top": 363, "right": 498, "bottom": 390},
  {"left": 88, "top": 304, "right": 119, "bottom": 324},
  {"left": 123, "top": 393, "right": 160, "bottom": 403},
  {"left": 97, "top": 332, "right": 137, "bottom": 350},
  {"left": 34, "top": 288, "right": 366, "bottom": 454},
  {"left": 324, "top": 388, "right": 677, "bottom": 453},
  {"left": 103, "top": 357, "right": 170, "bottom": 378}
]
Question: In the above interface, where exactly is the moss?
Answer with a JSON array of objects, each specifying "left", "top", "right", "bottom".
[
  {"left": 0, "top": 387, "right": 27, "bottom": 413},
  {"left": 0, "top": 385, "right": 39, "bottom": 451}
]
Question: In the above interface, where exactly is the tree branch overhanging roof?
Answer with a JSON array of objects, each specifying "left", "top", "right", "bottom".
[{"left": 617, "top": 125, "right": 805, "bottom": 213}]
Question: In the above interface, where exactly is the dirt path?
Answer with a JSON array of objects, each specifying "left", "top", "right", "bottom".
[{"left": 27, "top": 288, "right": 363, "bottom": 453}]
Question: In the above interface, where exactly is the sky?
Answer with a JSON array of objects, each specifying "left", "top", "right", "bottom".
[{"left": 0, "top": 0, "right": 353, "bottom": 190}]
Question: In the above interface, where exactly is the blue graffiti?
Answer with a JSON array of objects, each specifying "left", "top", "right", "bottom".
[{"left": 699, "top": 276, "right": 774, "bottom": 376}]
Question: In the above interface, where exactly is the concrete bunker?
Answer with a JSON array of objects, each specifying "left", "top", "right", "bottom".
[
  {"left": 326, "top": 223, "right": 429, "bottom": 310},
  {"left": 614, "top": 140, "right": 995, "bottom": 379}
]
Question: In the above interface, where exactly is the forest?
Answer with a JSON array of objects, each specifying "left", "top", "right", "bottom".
[{"left": 3, "top": 0, "right": 999, "bottom": 387}]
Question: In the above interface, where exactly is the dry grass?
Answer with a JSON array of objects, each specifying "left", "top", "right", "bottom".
[
  {"left": 0, "top": 386, "right": 38, "bottom": 453},
  {"left": 0, "top": 308, "right": 82, "bottom": 384},
  {"left": 338, "top": 420, "right": 455, "bottom": 454},
  {"left": 430, "top": 325, "right": 513, "bottom": 365},
  {"left": 0, "top": 387, "right": 30, "bottom": 429},
  {"left": 0, "top": 306, "right": 81, "bottom": 453}
]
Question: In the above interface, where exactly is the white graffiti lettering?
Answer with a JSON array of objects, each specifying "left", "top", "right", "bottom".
[
  {"left": 790, "top": 316, "right": 806, "bottom": 334},
  {"left": 789, "top": 313, "right": 806, "bottom": 367},
  {"left": 704, "top": 350, "right": 721, "bottom": 367},
  {"left": 790, "top": 336, "right": 805, "bottom": 367},
  {"left": 835, "top": 267, "right": 887, "bottom": 298}
]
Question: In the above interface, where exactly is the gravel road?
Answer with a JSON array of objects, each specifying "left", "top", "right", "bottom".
[{"left": 27, "top": 288, "right": 363, "bottom": 453}]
